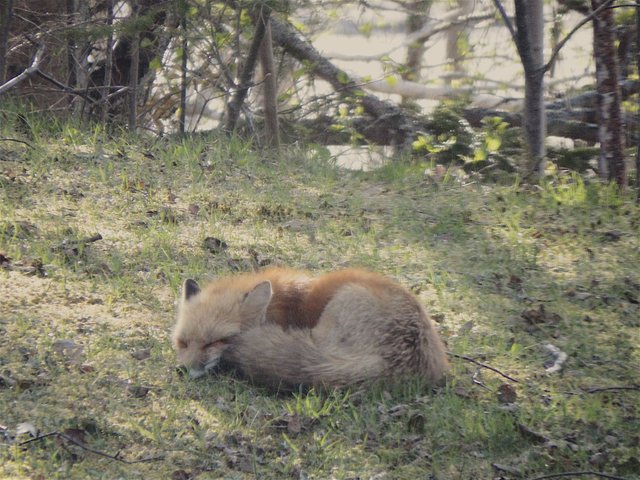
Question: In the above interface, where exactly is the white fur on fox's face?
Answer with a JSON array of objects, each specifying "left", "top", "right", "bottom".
[{"left": 173, "top": 278, "right": 273, "bottom": 378}]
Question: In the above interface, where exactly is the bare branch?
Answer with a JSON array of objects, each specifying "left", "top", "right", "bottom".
[
  {"left": 543, "top": 0, "right": 616, "bottom": 74},
  {"left": 448, "top": 352, "right": 520, "bottom": 383},
  {"left": 0, "top": 44, "right": 45, "bottom": 94},
  {"left": 492, "top": 0, "right": 518, "bottom": 46}
]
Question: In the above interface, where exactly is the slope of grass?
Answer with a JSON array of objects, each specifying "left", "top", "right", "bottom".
[{"left": 1, "top": 124, "right": 639, "bottom": 479}]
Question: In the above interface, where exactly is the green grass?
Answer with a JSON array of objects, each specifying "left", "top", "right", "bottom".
[{"left": 1, "top": 124, "right": 639, "bottom": 479}]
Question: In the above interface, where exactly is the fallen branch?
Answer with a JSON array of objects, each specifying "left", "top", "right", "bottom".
[
  {"left": 0, "top": 138, "right": 34, "bottom": 148},
  {"left": 51, "top": 233, "right": 103, "bottom": 253},
  {"left": 583, "top": 385, "right": 640, "bottom": 394},
  {"left": 18, "top": 431, "right": 164, "bottom": 464},
  {"left": 527, "top": 470, "right": 629, "bottom": 480},
  {"left": 448, "top": 352, "right": 520, "bottom": 383}
]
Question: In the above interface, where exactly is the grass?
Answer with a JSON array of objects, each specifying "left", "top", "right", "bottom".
[{"left": 0, "top": 120, "right": 639, "bottom": 479}]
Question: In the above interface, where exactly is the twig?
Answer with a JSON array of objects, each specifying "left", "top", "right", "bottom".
[
  {"left": 543, "top": 0, "right": 616, "bottom": 74},
  {"left": 583, "top": 385, "right": 640, "bottom": 393},
  {"left": 448, "top": 352, "right": 520, "bottom": 383},
  {"left": 527, "top": 470, "right": 628, "bottom": 480},
  {"left": 492, "top": 0, "right": 518, "bottom": 47},
  {"left": 0, "top": 138, "right": 34, "bottom": 148},
  {"left": 18, "top": 431, "right": 164, "bottom": 464},
  {"left": 51, "top": 234, "right": 103, "bottom": 252}
]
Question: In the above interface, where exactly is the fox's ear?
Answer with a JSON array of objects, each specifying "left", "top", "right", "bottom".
[
  {"left": 242, "top": 281, "right": 272, "bottom": 317},
  {"left": 183, "top": 278, "right": 201, "bottom": 301}
]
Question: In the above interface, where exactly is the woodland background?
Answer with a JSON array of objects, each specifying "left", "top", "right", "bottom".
[{"left": 1, "top": 0, "right": 640, "bottom": 187}]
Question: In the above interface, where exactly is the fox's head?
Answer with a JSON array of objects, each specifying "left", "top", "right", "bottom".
[{"left": 173, "top": 278, "right": 273, "bottom": 378}]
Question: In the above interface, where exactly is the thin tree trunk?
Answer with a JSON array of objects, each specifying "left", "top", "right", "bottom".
[
  {"left": 179, "top": 0, "right": 188, "bottom": 134},
  {"left": 0, "top": 0, "right": 13, "bottom": 84},
  {"left": 591, "top": 0, "right": 626, "bottom": 186},
  {"left": 224, "top": 8, "right": 269, "bottom": 134},
  {"left": 402, "top": 0, "right": 431, "bottom": 105},
  {"left": 445, "top": 0, "right": 473, "bottom": 86},
  {"left": 128, "top": 0, "right": 140, "bottom": 132},
  {"left": 101, "top": 0, "right": 114, "bottom": 123},
  {"left": 260, "top": 17, "right": 279, "bottom": 149},
  {"left": 514, "top": 0, "right": 546, "bottom": 176}
]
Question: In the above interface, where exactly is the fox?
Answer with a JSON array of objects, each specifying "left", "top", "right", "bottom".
[{"left": 172, "top": 267, "right": 449, "bottom": 390}]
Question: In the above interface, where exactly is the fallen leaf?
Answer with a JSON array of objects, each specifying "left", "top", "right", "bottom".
[
  {"left": 16, "top": 422, "right": 38, "bottom": 437},
  {"left": 63, "top": 428, "right": 86, "bottom": 444},
  {"left": 521, "top": 304, "right": 562, "bottom": 325},
  {"left": 287, "top": 415, "right": 302, "bottom": 434},
  {"left": 407, "top": 412, "right": 426, "bottom": 434},
  {"left": 497, "top": 384, "right": 517, "bottom": 404},
  {"left": 171, "top": 470, "right": 191, "bottom": 480},
  {"left": 517, "top": 423, "right": 549, "bottom": 444},
  {"left": 127, "top": 384, "right": 150, "bottom": 398},
  {"left": 203, "top": 237, "right": 228, "bottom": 254},
  {"left": 52, "top": 339, "right": 84, "bottom": 362},
  {"left": 131, "top": 349, "right": 151, "bottom": 361}
]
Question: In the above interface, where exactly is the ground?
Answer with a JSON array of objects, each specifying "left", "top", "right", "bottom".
[{"left": 0, "top": 127, "right": 639, "bottom": 479}]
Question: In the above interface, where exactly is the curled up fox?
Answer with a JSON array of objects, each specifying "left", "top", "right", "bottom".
[{"left": 173, "top": 268, "right": 449, "bottom": 390}]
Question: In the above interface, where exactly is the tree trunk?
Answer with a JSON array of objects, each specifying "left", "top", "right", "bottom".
[
  {"left": 259, "top": 17, "right": 279, "bottom": 149},
  {"left": 128, "top": 0, "right": 140, "bottom": 131},
  {"left": 445, "top": 0, "right": 473, "bottom": 86},
  {"left": 224, "top": 8, "right": 268, "bottom": 135},
  {"left": 401, "top": 0, "right": 431, "bottom": 105},
  {"left": 101, "top": 0, "right": 114, "bottom": 123},
  {"left": 591, "top": 0, "right": 626, "bottom": 186},
  {"left": 514, "top": 0, "right": 546, "bottom": 177},
  {"left": 0, "top": 0, "right": 13, "bottom": 84},
  {"left": 179, "top": 0, "right": 188, "bottom": 134}
]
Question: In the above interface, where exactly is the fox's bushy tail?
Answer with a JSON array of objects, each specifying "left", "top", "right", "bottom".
[{"left": 226, "top": 324, "right": 386, "bottom": 390}]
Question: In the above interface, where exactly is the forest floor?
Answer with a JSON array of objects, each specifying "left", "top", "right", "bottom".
[{"left": 1, "top": 126, "right": 639, "bottom": 480}]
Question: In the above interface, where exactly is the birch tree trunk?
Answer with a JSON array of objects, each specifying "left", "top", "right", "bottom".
[{"left": 591, "top": 0, "right": 626, "bottom": 186}]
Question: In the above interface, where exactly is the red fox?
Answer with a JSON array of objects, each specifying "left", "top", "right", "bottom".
[{"left": 173, "top": 268, "right": 448, "bottom": 390}]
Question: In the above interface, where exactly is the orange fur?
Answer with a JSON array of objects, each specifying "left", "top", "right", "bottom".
[{"left": 173, "top": 267, "right": 449, "bottom": 389}]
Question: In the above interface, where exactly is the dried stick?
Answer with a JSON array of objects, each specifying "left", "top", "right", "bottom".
[
  {"left": 527, "top": 470, "right": 628, "bottom": 480},
  {"left": 448, "top": 352, "right": 520, "bottom": 383},
  {"left": 18, "top": 431, "right": 164, "bottom": 464}
]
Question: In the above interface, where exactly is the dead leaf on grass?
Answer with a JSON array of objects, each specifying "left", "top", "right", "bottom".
[
  {"left": 497, "top": 384, "right": 517, "bottom": 404},
  {"left": 131, "top": 348, "right": 151, "bottom": 361},
  {"left": 126, "top": 384, "right": 150, "bottom": 398},
  {"left": 287, "top": 414, "right": 302, "bottom": 434},
  {"left": 203, "top": 236, "right": 228, "bottom": 254},
  {"left": 52, "top": 339, "right": 84, "bottom": 363},
  {"left": 521, "top": 304, "right": 562, "bottom": 327},
  {"left": 517, "top": 423, "right": 549, "bottom": 444},
  {"left": 16, "top": 421, "right": 38, "bottom": 438}
]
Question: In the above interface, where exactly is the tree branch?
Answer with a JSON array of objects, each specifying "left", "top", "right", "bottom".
[
  {"left": 0, "top": 44, "right": 44, "bottom": 94},
  {"left": 491, "top": 0, "right": 518, "bottom": 47},
  {"left": 543, "top": 0, "right": 616, "bottom": 74}
]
